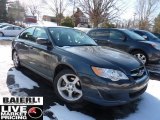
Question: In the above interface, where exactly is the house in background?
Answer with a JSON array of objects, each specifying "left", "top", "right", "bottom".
[
  {"left": 73, "top": 8, "right": 89, "bottom": 27},
  {"left": 24, "top": 16, "right": 37, "bottom": 23}
]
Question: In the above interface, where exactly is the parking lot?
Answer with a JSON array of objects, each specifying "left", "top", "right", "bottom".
[
  {"left": 0, "top": 0, "right": 160, "bottom": 119},
  {"left": 0, "top": 40, "right": 160, "bottom": 120}
]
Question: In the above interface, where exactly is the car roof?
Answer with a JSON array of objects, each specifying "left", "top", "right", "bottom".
[
  {"left": 88, "top": 28, "right": 128, "bottom": 32},
  {"left": 0, "top": 23, "right": 10, "bottom": 25},
  {"left": 28, "top": 25, "right": 73, "bottom": 29},
  {"left": 2, "top": 25, "right": 21, "bottom": 28},
  {"left": 130, "top": 29, "right": 147, "bottom": 33}
]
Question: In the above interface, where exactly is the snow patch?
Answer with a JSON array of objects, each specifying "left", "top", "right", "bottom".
[
  {"left": 45, "top": 103, "right": 95, "bottom": 120},
  {"left": 8, "top": 68, "right": 39, "bottom": 89},
  {"left": 0, "top": 45, "right": 13, "bottom": 96},
  {"left": 8, "top": 84, "right": 28, "bottom": 97},
  {"left": 124, "top": 80, "right": 160, "bottom": 120},
  {"left": 43, "top": 116, "right": 50, "bottom": 120}
]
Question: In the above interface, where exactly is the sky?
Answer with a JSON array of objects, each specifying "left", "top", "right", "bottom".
[
  {"left": 120, "top": 0, "right": 137, "bottom": 20},
  {"left": 8, "top": 0, "right": 159, "bottom": 21}
]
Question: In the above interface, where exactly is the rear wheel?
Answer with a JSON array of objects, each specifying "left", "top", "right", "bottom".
[
  {"left": 0, "top": 32, "right": 4, "bottom": 37},
  {"left": 53, "top": 69, "right": 83, "bottom": 103},
  {"left": 13, "top": 51, "right": 21, "bottom": 69},
  {"left": 131, "top": 51, "right": 148, "bottom": 64}
]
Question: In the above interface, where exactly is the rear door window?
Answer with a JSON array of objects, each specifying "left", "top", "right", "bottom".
[
  {"left": 134, "top": 31, "right": 145, "bottom": 36},
  {"left": 88, "top": 30, "right": 96, "bottom": 37},
  {"left": 5, "top": 27, "right": 14, "bottom": 30},
  {"left": 14, "top": 27, "right": 22, "bottom": 30},
  {"left": 109, "top": 30, "right": 125, "bottom": 41},
  {"left": 89, "top": 30, "right": 109, "bottom": 38}
]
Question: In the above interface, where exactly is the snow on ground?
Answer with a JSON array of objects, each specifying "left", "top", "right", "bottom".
[
  {"left": 44, "top": 103, "right": 95, "bottom": 120},
  {"left": 43, "top": 116, "right": 50, "bottom": 120},
  {"left": 0, "top": 45, "right": 13, "bottom": 96},
  {"left": 8, "top": 68, "right": 39, "bottom": 89},
  {"left": 124, "top": 80, "right": 160, "bottom": 120},
  {"left": 0, "top": 44, "right": 160, "bottom": 120},
  {"left": 0, "top": 45, "right": 39, "bottom": 97},
  {"left": 43, "top": 80, "right": 160, "bottom": 120}
]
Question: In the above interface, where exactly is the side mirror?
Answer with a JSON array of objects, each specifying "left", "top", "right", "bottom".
[
  {"left": 142, "top": 35, "right": 148, "bottom": 40},
  {"left": 36, "top": 38, "right": 51, "bottom": 46}
]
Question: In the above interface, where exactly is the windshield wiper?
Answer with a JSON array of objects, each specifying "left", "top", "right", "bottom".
[
  {"left": 59, "top": 44, "right": 97, "bottom": 47},
  {"left": 78, "top": 44, "right": 97, "bottom": 46}
]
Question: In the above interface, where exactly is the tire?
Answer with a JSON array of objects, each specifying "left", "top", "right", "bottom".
[
  {"left": 53, "top": 69, "right": 83, "bottom": 104},
  {"left": 0, "top": 32, "right": 4, "bottom": 37},
  {"left": 131, "top": 51, "right": 148, "bottom": 64},
  {"left": 13, "top": 51, "right": 21, "bottom": 69}
]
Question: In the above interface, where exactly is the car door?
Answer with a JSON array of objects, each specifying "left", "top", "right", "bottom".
[
  {"left": 17, "top": 27, "right": 35, "bottom": 66},
  {"left": 108, "top": 30, "right": 129, "bottom": 51},
  {"left": 88, "top": 29, "right": 111, "bottom": 46},
  {"left": 3, "top": 26, "right": 14, "bottom": 36},
  {"left": 13, "top": 27, "right": 23, "bottom": 36},
  {"left": 28, "top": 27, "right": 53, "bottom": 78}
]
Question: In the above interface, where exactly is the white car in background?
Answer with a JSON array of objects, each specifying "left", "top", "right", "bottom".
[
  {"left": 0, "top": 23, "right": 13, "bottom": 28},
  {"left": 0, "top": 26, "right": 24, "bottom": 37}
]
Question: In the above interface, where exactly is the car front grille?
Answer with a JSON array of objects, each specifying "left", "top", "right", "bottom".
[{"left": 130, "top": 66, "right": 146, "bottom": 80}]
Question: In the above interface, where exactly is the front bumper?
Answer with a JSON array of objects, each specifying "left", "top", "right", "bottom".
[{"left": 78, "top": 73, "right": 149, "bottom": 106}]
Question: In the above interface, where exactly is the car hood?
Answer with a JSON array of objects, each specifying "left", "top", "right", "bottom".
[{"left": 61, "top": 46, "right": 142, "bottom": 73}]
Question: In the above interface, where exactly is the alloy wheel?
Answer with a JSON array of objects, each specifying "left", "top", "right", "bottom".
[
  {"left": 13, "top": 51, "right": 19, "bottom": 68},
  {"left": 134, "top": 53, "right": 147, "bottom": 64},
  {"left": 57, "top": 74, "right": 82, "bottom": 102}
]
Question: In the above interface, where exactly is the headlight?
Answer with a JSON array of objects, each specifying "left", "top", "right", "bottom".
[
  {"left": 151, "top": 44, "right": 160, "bottom": 50},
  {"left": 92, "top": 67, "right": 128, "bottom": 81}
]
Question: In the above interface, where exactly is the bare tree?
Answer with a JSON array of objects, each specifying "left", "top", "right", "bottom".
[
  {"left": 22, "top": 0, "right": 42, "bottom": 20},
  {"left": 28, "top": 0, "right": 39, "bottom": 16},
  {"left": 153, "top": 13, "right": 160, "bottom": 33},
  {"left": 43, "top": 0, "right": 69, "bottom": 25},
  {"left": 77, "top": 0, "right": 126, "bottom": 27},
  {"left": 136, "top": 0, "right": 160, "bottom": 30}
]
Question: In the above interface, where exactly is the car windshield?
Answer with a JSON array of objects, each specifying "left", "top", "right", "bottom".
[
  {"left": 49, "top": 27, "right": 97, "bottom": 47},
  {"left": 123, "top": 30, "right": 145, "bottom": 41}
]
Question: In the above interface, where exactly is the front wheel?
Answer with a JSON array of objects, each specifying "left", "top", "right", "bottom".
[
  {"left": 53, "top": 69, "right": 83, "bottom": 104},
  {"left": 0, "top": 32, "right": 4, "bottom": 37},
  {"left": 131, "top": 51, "right": 148, "bottom": 64}
]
